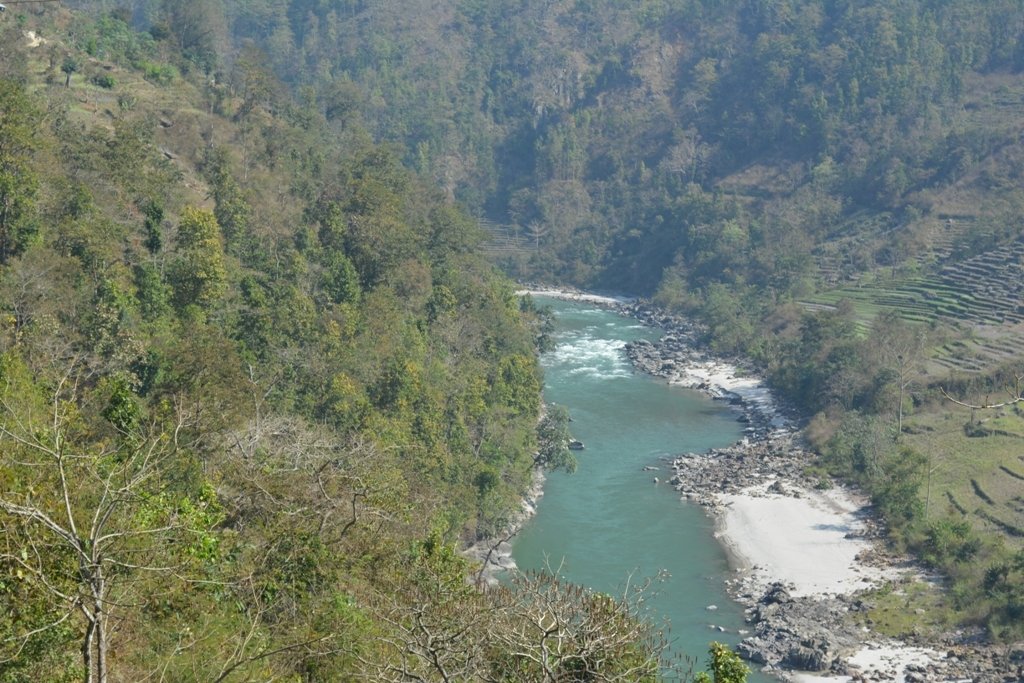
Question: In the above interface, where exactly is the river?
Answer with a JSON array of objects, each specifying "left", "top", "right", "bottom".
[{"left": 511, "top": 297, "right": 770, "bottom": 681}]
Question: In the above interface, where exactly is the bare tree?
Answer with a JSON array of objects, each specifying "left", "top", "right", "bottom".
[
  {"left": 526, "top": 221, "right": 549, "bottom": 250},
  {"left": 358, "top": 548, "right": 671, "bottom": 683},
  {"left": 0, "top": 358, "right": 205, "bottom": 683},
  {"left": 941, "top": 372, "right": 1024, "bottom": 411},
  {"left": 179, "top": 368, "right": 404, "bottom": 680},
  {"left": 355, "top": 539, "right": 493, "bottom": 682},
  {"left": 473, "top": 527, "right": 519, "bottom": 588},
  {"left": 217, "top": 365, "right": 399, "bottom": 547},
  {"left": 872, "top": 311, "right": 928, "bottom": 436},
  {"left": 487, "top": 570, "right": 666, "bottom": 682}
]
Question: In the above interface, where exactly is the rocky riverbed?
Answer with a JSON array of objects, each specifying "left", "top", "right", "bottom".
[{"left": 616, "top": 300, "right": 1022, "bottom": 683}]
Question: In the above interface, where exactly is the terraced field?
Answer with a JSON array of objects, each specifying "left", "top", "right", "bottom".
[
  {"left": 481, "top": 221, "right": 531, "bottom": 257},
  {"left": 803, "top": 235, "right": 1024, "bottom": 374},
  {"left": 937, "top": 239, "right": 1024, "bottom": 325}
]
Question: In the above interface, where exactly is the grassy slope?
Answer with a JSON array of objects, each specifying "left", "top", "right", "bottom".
[
  {"left": 19, "top": 19, "right": 214, "bottom": 207},
  {"left": 905, "top": 406, "right": 1024, "bottom": 545}
]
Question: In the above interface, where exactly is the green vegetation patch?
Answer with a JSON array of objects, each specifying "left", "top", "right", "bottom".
[
  {"left": 904, "top": 408, "right": 1024, "bottom": 545},
  {"left": 858, "top": 579, "right": 958, "bottom": 641}
]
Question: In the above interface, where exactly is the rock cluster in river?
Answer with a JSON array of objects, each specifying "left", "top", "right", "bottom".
[
  {"left": 668, "top": 435, "right": 828, "bottom": 505},
  {"left": 620, "top": 303, "right": 800, "bottom": 437}
]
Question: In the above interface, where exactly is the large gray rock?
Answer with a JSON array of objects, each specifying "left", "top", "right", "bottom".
[
  {"left": 782, "top": 638, "right": 837, "bottom": 671},
  {"left": 736, "top": 638, "right": 776, "bottom": 665},
  {"left": 761, "top": 582, "right": 793, "bottom": 605}
]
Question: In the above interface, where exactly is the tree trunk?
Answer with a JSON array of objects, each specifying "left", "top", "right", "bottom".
[
  {"left": 95, "top": 580, "right": 108, "bottom": 683},
  {"left": 898, "top": 381, "right": 905, "bottom": 435},
  {"left": 0, "top": 195, "right": 10, "bottom": 262},
  {"left": 82, "top": 614, "right": 96, "bottom": 683},
  {"left": 925, "top": 456, "right": 933, "bottom": 518}
]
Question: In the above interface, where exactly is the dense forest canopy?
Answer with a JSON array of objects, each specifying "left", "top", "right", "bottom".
[
  {"left": 57, "top": 2, "right": 1024, "bottom": 296},
  {"left": 95, "top": 0, "right": 1024, "bottom": 293}
]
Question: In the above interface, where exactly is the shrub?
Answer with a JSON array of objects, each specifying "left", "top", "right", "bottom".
[
  {"left": 92, "top": 74, "right": 116, "bottom": 89},
  {"left": 137, "top": 60, "right": 177, "bottom": 85}
]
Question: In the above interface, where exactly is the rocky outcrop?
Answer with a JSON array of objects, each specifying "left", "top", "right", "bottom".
[
  {"left": 462, "top": 468, "right": 546, "bottom": 586},
  {"left": 734, "top": 584, "right": 858, "bottom": 675},
  {"left": 668, "top": 435, "right": 831, "bottom": 506},
  {"left": 731, "top": 581, "right": 1019, "bottom": 681}
]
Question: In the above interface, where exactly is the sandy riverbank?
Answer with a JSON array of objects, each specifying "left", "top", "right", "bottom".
[
  {"left": 715, "top": 486, "right": 958, "bottom": 682},
  {"left": 717, "top": 485, "right": 899, "bottom": 598}
]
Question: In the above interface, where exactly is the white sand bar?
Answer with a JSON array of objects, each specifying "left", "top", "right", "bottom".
[
  {"left": 718, "top": 485, "right": 899, "bottom": 597},
  {"left": 516, "top": 289, "right": 632, "bottom": 306},
  {"left": 670, "top": 360, "right": 788, "bottom": 428}
]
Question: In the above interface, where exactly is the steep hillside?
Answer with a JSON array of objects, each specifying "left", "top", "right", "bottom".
[
  {"left": 0, "top": 7, "right": 677, "bottom": 681},
  {"left": 124, "top": 0, "right": 1024, "bottom": 380},
  {"left": 151, "top": 1, "right": 1024, "bottom": 290},
  {"left": 66, "top": 4, "right": 1024, "bottom": 317}
]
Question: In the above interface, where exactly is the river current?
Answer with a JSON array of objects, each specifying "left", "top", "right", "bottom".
[{"left": 511, "top": 297, "right": 770, "bottom": 681}]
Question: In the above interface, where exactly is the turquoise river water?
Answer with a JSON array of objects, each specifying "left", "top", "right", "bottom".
[{"left": 511, "top": 297, "right": 771, "bottom": 681}]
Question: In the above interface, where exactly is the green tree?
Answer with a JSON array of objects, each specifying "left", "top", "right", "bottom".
[
  {"left": 874, "top": 445, "right": 926, "bottom": 527},
  {"left": 202, "top": 147, "right": 252, "bottom": 254},
  {"left": 168, "top": 207, "right": 228, "bottom": 311},
  {"left": 979, "top": 551, "right": 1024, "bottom": 639},
  {"left": 60, "top": 56, "right": 78, "bottom": 88},
  {"left": 161, "top": 0, "right": 226, "bottom": 73},
  {"left": 492, "top": 354, "right": 541, "bottom": 417},
  {"left": 695, "top": 642, "right": 749, "bottom": 683},
  {"left": 321, "top": 251, "right": 361, "bottom": 305},
  {"left": 534, "top": 403, "right": 577, "bottom": 473},
  {"left": 0, "top": 79, "right": 39, "bottom": 263},
  {"left": 141, "top": 200, "right": 164, "bottom": 255}
]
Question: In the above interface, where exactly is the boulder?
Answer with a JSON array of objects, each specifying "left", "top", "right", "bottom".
[
  {"left": 737, "top": 638, "right": 775, "bottom": 665},
  {"left": 760, "top": 582, "right": 793, "bottom": 605},
  {"left": 783, "top": 638, "right": 837, "bottom": 671}
]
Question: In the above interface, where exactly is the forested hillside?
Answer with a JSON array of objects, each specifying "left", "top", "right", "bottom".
[
  {"left": 0, "top": 5, "right": 688, "bottom": 681},
  {"left": 119, "top": 0, "right": 1024, "bottom": 294},
  {"left": 110, "top": 0, "right": 1024, "bottom": 403}
]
